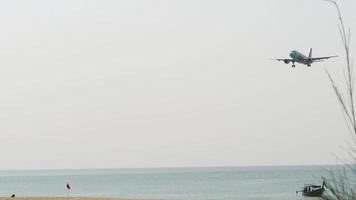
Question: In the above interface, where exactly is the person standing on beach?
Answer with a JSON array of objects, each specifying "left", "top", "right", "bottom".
[{"left": 66, "top": 183, "right": 71, "bottom": 197}]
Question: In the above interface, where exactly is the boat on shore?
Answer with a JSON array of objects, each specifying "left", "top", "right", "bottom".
[{"left": 297, "top": 181, "right": 326, "bottom": 197}]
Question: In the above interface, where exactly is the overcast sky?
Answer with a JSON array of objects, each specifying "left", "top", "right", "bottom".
[{"left": 0, "top": 0, "right": 356, "bottom": 170}]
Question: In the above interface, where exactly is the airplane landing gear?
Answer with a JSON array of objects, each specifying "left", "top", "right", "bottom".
[{"left": 292, "top": 64, "right": 295, "bottom": 68}]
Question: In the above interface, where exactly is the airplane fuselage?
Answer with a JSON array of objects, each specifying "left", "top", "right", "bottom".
[{"left": 289, "top": 51, "right": 312, "bottom": 66}]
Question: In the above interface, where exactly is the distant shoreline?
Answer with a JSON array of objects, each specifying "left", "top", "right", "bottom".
[{"left": 0, "top": 164, "right": 337, "bottom": 172}]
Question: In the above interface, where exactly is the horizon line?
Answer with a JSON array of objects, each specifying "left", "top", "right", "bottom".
[{"left": 0, "top": 163, "right": 340, "bottom": 172}]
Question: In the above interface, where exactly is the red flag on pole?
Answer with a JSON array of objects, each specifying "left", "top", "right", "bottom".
[{"left": 66, "top": 183, "right": 71, "bottom": 190}]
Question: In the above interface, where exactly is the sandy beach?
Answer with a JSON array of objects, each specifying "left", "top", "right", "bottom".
[
  {"left": 0, "top": 197, "right": 321, "bottom": 200},
  {"left": 0, "top": 197, "right": 320, "bottom": 200},
  {"left": 0, "top": 198, "right": 158, "bottom": 200}
]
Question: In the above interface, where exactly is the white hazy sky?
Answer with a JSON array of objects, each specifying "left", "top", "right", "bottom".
[{"left": 0, "top": 0, "right": 356, "bottom": 170}]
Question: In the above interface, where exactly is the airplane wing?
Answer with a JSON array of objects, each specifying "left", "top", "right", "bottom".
[
  {"left": 311, "top": 56, "right": 338, "bottom": 62},
  {"left": 274, "top": 58, "right": 293, "bottom": 62},
  {"left": 272, "top": 58, "right": 294, "bottom": 64}
]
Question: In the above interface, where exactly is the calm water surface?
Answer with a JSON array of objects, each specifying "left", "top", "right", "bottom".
[{"left": 0, "top": 166, "right": 332, "bottom": 200}]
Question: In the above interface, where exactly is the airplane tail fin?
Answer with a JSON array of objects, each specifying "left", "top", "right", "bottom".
[{"left": 309, "top": 48, "right": 312, "bottom": 58}]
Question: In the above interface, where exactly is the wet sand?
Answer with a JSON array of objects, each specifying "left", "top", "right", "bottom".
[
  {"left": 0, "top": 197, "right": 322, "bottom": 200},
  {"left": 0, "top": 198, "right": 160, "bottom": 200}
]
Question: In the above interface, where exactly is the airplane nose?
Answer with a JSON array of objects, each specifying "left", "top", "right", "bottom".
[{"left": 289, "top": 52, "right": 294, "bottom": 58}]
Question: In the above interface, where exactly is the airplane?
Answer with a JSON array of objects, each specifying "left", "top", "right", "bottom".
[{"left": 274, "top": 48, "right": 337, "bottom": 67}]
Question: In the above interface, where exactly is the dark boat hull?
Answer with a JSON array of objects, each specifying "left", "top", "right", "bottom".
[{"left": 303, "top": 188, "right": 325, "bottom": 197}]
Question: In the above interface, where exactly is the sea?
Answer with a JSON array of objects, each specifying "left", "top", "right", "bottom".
[{"left": 0, "top": 165, "right": 334, "bottom": 200}]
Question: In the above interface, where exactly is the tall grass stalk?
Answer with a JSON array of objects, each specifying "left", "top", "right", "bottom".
[{"left": 323, "top": 1, "right": 356, "bottom": 199}]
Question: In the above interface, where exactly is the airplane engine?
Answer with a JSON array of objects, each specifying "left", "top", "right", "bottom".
[{"left": 284, "top": 59, "right": 290, "bottom": 64}]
